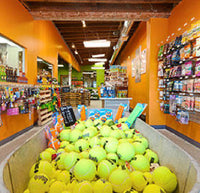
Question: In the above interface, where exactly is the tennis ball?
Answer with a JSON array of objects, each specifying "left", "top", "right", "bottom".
[
  {"left": 101, "top": 137, "right": 110, "bottom": 146},
  {"left": 56, "top": 170, "right": 70, "bottom": 184},
  {"left": 107, "top": 153, "right": 119, "bottom": 165},
  {"left": 105, "top": 119, "right": 115, "bottom": 126},
  {"left": 64, "top": 144, "right": 75, "bottom": 152},
  {"left": 117, "top": 142, "right": 135, "bottom": 161},
  {"left": 75, "top": 122, "right": 86, "bottom": 131},
  {"left": 111, "top": 125, "right": 119, "bottom": 130},
  {"left": 119, "top": 139, "right": 129, "bottom": 144},
  {"left": 57, "top": 149, "right": 65, "bottom": 154},
  {"left": 49, "top": 181, "right": 67, "bottom": 193},
  {"left": 45, "top": 148, "right": 56, "bottom": 155},
  {"left": 97, "top": 159, "right": 117, "bottom": 179},
  {"left": 152, "top": 166, "right": 177, "bottom": 193},
  {"left": 121, "top": 123, "right": 129, "bottom": 131},
  {"left": 110, "top": 130, "right": 121, "bottom": 139},
  {"left": 28, "top": 173, "right": 50, "bottom": 193},
  {"left": 29, "top": 161, "right": 55, "bottom": 179},
  {"left": 82, "top": 128, "right": 95, "bottom": 138},
  {"left": 74, "top": 180, "right": 93, "bottom": 193},
  {"left": 74, "top": 159, "right": 96, "bottom": 181},
  {"left": 60, "top": 130, "right": 71, "bottom": 141},
  {"left": 94, "top": 119, "right": 103, "bottom": 127},
  {"left": 93, "top": 179, "right": 113, "bottom": 193},
  {"left": 79, "top": 151, "right": 89, "bottom": 159},
  {"left": 144, "top": 149, "right": 159, "bottom": 163},
  {"left": 130, "top": 171, "right": 148, "bottom": 191},
  {"left": 39, "top": 151, "right": 52, "bottom": 162},
  {"left": 90, "top": 126, "right": 98, "bottom": 135},
  {"left": 89, "top": 146, "right": 107, "bottom": 163},
  {"left": 57, "top": 153, "right": 68, "bottom": 170},
  {"left": 143, "top": 172, "right": 153, "bottom": 184},
  {"left": 60, "top": 141, "right": 70, "bottom": 149},
  {"left": 123, "top": 189, "right": 138, "bottom": 193},
  {"left": 133, "top": 133, "right": 142, "bottom": 140},
  {"left": 66, "top": 178, "right": 77, "bottom": 192},
  {"left": 100, "top": 125, "right": 112, "bottom": 137},
  {"left": 118, "top": 117, "right": 128, "bottom": 124},
  {"left": 143, "top": 184, "right": 166, "bottom": 193},
  {"left": 69, "top": 129, "right": 82, "bottom": 143},
  {"left": 51, "top": 160, "right": 57, "bottom": 169},
  {"left": 62, "top": 191, "right": 71, "bottom": 193},
  {"left": 89, "top": 136, "right": 101, "bottom": 147},
  {"left": 134, "top": 136, "right": 149, "bottom": 149},
  {"left": 132, "top": 142, "right": 146, "bottom": 155},
  {"left": 119, "top": 130, "right": 126, "bottom": 139},
  {"left": 104, "top": 137, "right": 119, "bottom": 153},
  {"left": 75, "top": 139, "right": 89, "bottom": 152},
  {"left": 130, "top": 155, "right": 150, "bottom": 172},
  {"left": 124, "top": 130, "right": 133, "bottom": 138},
  {"left": 109, "top": 168, "right": 132, "bottom": 193},
  {"left": 85, "top": 119, "right": 94, "bottom": 128},
  {"left": 23, "top": 189, "right": 30, "bottom": 193},
  {"left": 64, "top": 152, "right": 80, "bottom": 170}
]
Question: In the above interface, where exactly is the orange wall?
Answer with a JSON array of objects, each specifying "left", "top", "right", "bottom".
[
  {"left": 0, "top": 0, "right": 80, "bottom": 141},
  {"left": 120, "top": 22, "right": 148, "bottom": 115}
]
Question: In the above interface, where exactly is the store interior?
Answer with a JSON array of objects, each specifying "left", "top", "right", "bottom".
[{"left": 0, "top": 0, "right": 200, "bottom": 193}]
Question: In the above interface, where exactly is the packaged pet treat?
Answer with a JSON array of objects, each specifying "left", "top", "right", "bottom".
[
  {"left": 180, "top": 47, "right": 185, "bottom": 60},
  {"left": 185, "top": 61, "right": 193, "bottom": 76},
  {"left": 184, "top": 43, "right": 191, "bottom": 59},
  {"left": 195, "top": 61, "right": 200, "bottom": 76},
  {"left": 186, "top": 79, "right": 194, "bottom": 93}
]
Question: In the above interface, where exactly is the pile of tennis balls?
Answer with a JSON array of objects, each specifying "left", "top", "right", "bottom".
[{"left": 24, "top": 117, "right": 178, "bottom": 193}]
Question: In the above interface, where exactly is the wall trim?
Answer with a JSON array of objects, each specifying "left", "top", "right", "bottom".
[
  {"left": 0, "top": 123, "right": 36, "bottom": 147},
  {"left": 151, "top": 125, "right": 166, "bottom": 129},
  {"left": 165, "top": 126, "right": 200, "bottom": 149}
]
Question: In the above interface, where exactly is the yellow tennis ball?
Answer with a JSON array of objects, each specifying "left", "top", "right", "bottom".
[
  {"left": 49, "top": 181, "right": 67, "bottom": 193},
  {"left": 39, "top": 151, "right": 52, "bottom": 162},
  {"left": 109, "top": 168, "right": 132, "bottom": 193},
  {"left": 93, "top": 179, "right": 113, "bottom": 193},
  {"left": 45, "top": 148, "right": 56, "bottom": 155},
  {"left": 130, "top": 155, "right": 150, "bottom": 172},
  {"left": 64, "top": 152, "right": 80, "bottom": 170},
  {"left": 28, "top": 173, "right": 50, "bottom": 193},
  {"left": 23, "top": 189, "right": 30, "bottom": 193},
  {"left": 56, "top": 170, "right": 70, "bottom": 184},
  {"left": 130, "top": 171, "right": 148, "bottom": 191},
  {"left": 79, "top": 151, "right": 89, "bottom": 159},
  {"left": 57, "top": 149, "right": 65, "bottom": 154},
  {"left": 152, "top": 166, "right": 177, "bottom": 193},
  {"left": 57, "top": 153, "right": 68, "bottom": 170},
  {"left": 143, "top": 184, "right": 166, "bottom": 193},
  {"left": 62, "top": 191, "right": 71, "bottom": 193},
  {"left": 73, "top": 180, "right": 93, "bottom": 193},
  {"left": 106, "top": 153, "right": 119, "bottom": 165},
  {"left": 89, "top": 146, "right": 107, "bottom": 163},
  {"left": 97, "top": 160, "right": 117, "bottom": 179},
  {"left": 51, "top": 160, "right": 57, "bottom": 169},
  {"left": 75, "top": 139, "right": 89, "bottom": 152},
  {"left": 74, "top": 159, "right": 96, "bottom": 181},
  {"left": 117, "top": 142, "right": 135, "bottom": 161},
  {"left": 29, "top": 161, "right": 55, "bottom": 179},
  {"left": 66, "top": 178, "right": 78, "bottom": 192},
  {"left": 123, "top": 189, "right": 138, "bottom": 193},
  {"left": 65, "top": 144, "right": 75, "bottom": 152},
  {"left": 143, "top": 172, "right": 153, "bottom": 184}
]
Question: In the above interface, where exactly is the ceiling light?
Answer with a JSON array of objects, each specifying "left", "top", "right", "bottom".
[
  {"left": 124, "top": 20, "right": 129, "bottom": 27},
  {"left": 91, "top": 67, "right": 105, "bottom": 70},
  {"left": 72, "top": 44, "right": 75, "bottom": 49},
  {"left": 75, "top": 50, "right": 78, "bottom": 55},
  {"left": 37, "top": 58, "right": 43, "bottom": 62},
  {"left": 82, "top": 20, "right": 86, "bottom": 28},
  {"left": 58, "top": 64, "right": 64, "bottom": 67},
  {"left": 83, "top": 40, "right": 111, "bottom": 48},
  {"left": 92, "top": 54, "right": 105, "bottom": 58},
  {"left": 94, "top": 62, "right": 105, "bottom": 65},
  {"left": 88, "top": 58, "right": 107, "bottom": 62}
]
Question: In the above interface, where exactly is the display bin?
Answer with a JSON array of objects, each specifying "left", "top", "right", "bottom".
[{"left": 0, "top": 110, "right": 200, "bottom": 193}]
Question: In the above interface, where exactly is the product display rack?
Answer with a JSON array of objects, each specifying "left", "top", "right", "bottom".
[{"left": 158, "top": 21, "right": 200, "bottom": 124}]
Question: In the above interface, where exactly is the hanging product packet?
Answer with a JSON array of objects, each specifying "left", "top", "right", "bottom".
[
  {"left": 114, "top": 104, "right": 127, "bottom": 123},
  {"left": 78, "top": 105, "right": 87, "bottom": 121},
  {"left": 196, "top": 37, "right": 200, "bottom": 57},
  {"left": 184, "top": 43, "right": 192, "bottom": 59},
  {"left": 180, "top": 47, "right": 185, "bottom": 60},
  {"left": 186, "top": 79, "right": 194, "bottom": 93},
  {"left": 195, "top": 61, "right": 200, "bottom": 76},
  {"left": 184, "top": 61, "right": 193, "bottom": 76}
]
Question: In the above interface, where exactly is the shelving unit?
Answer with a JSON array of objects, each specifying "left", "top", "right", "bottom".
[{"left": 37, "top": 89, "right": 52, "bottom": 126}]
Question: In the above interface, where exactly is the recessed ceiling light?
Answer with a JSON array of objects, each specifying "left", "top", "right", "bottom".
[
  {"left": 92, "top": 54, "right": 105, "bottom": 58},
  {"left": 82, "top": 20, "right": 86, "bottom": 28},
  {"left": 91, "top": 67, "right": 105, "bottom": 70},
  {"left": 88, "top": 58, "right": 107, "bottom": 62},
  {"left": 72, "top": 44, "right": 75, "bottom": 49},
  {"left": 75, "top": 50, "right": 78, "bottom": 55},
  {"left": 37, "top": 58, "right": 43, "bottom": 62},
  {"left": 58, "top": 64, "right": 64, "bottom": 67},
  {"left": 83, "top": 40, "right": 111, "bottom": 48},
  {"left": 94, "top": 62, "right": 105, "bottom": 65}
]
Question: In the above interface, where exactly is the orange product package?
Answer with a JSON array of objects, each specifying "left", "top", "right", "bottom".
[
  {"left": 114, "top": 105, "right": 124, "bottom": 122},
  {"left": 45, "top": 127, "right": 58, "bottom": 139},
  {"left": 55, "top": 122, "right": 64, "bottom": 133},
  {"left": 81, "top": 105, "right": 86, "bottom": 121},
  {"left": 48, "top": 137, "right": 60, "bottom": 150}
]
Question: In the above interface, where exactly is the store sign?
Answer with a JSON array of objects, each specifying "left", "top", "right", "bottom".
[
  {"left": 62, "top": 86, "right": 70, "bottom": 93},
  {"left": 60, "top": 106, "right": 76, "bottom": 126}
]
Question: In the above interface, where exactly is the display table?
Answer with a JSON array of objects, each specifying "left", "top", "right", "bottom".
[{"left": 100, "top": 97, "right": 132, "bottom": 111}]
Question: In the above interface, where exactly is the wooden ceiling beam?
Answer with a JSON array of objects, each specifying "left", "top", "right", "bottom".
[
  {"left": 27, "top": 3, "right": 172, "bottom": 20},
  {"left": 23, "top": 0, "right": 181, "bottom": 4}
]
